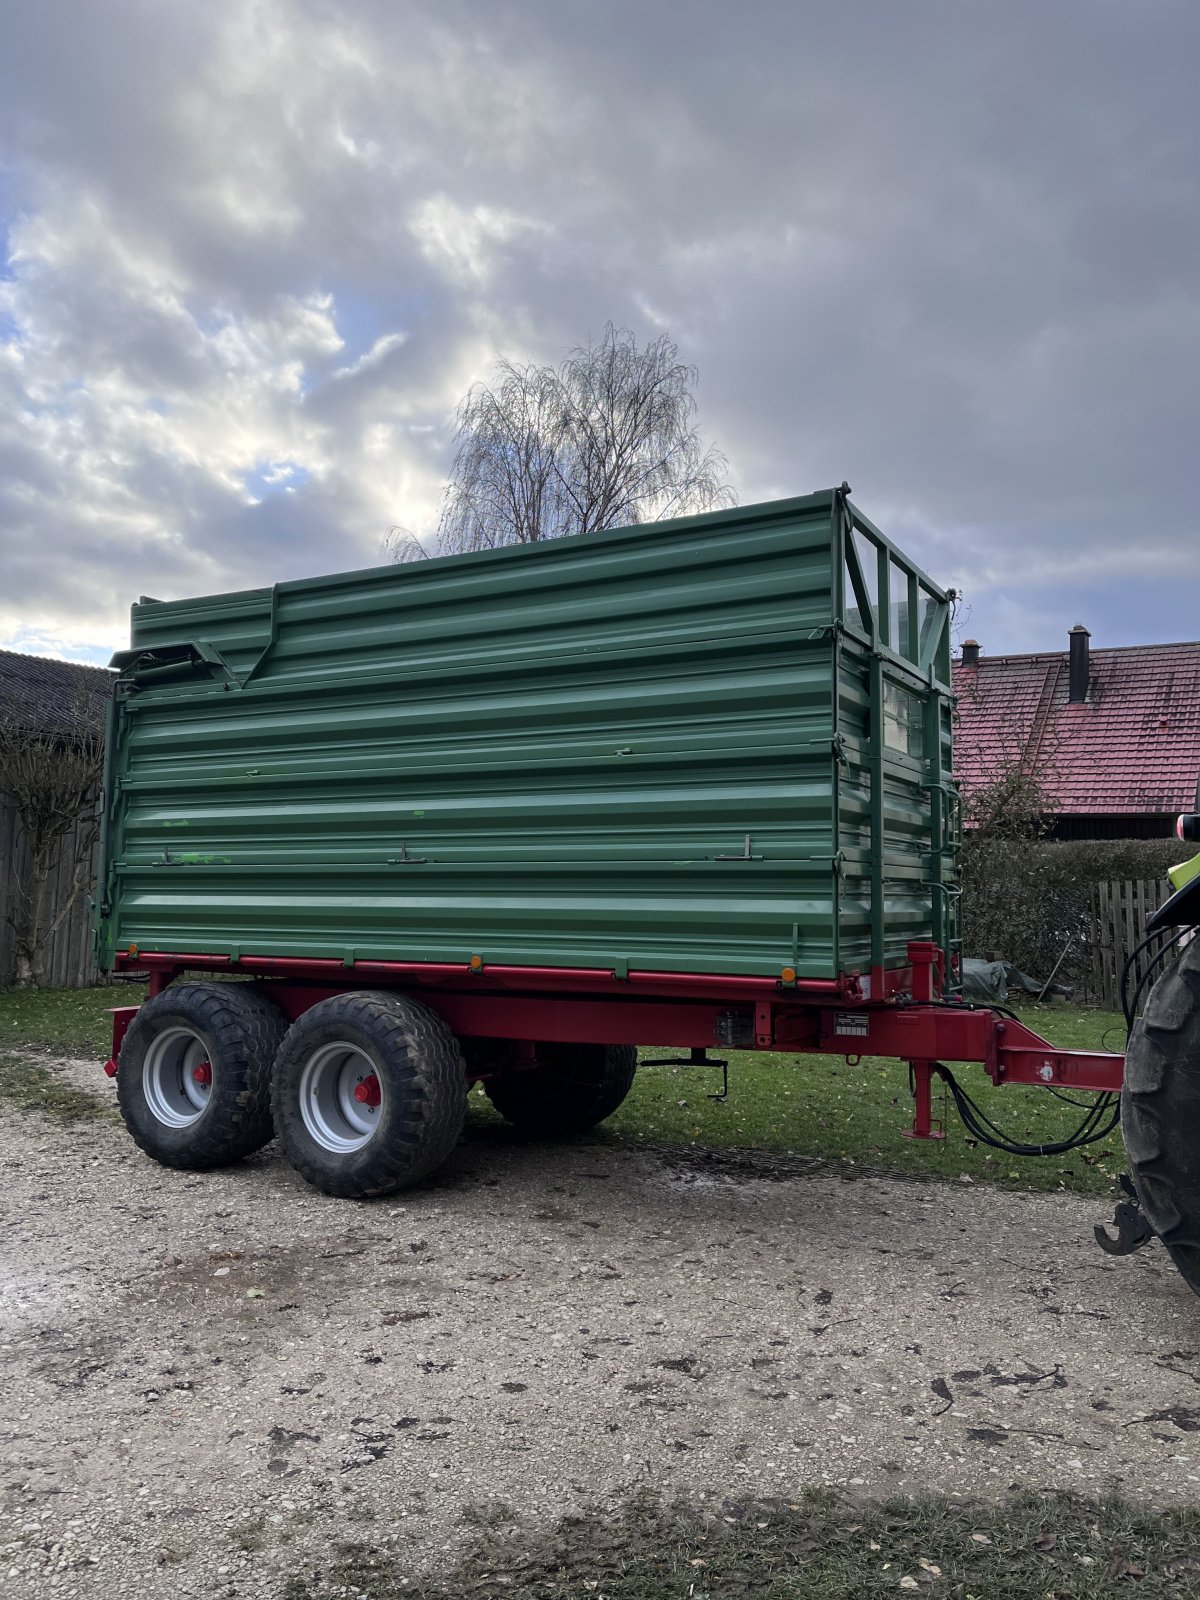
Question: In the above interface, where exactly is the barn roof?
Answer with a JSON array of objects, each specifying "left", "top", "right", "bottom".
[
  {"left": 0, "top": 648, "right": 115, "bottom": 741},
  {"left": 953, "top": 639, "right": 1200, "bottom": 817}
]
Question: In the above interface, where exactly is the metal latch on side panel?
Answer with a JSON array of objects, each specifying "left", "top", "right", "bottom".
[
  {"left": 716, "top": 834, "right": 763, "bottom": 861},
  {"left": 715, "top": 1011, "right": 754, "bottom": 1048},
  {"left": 386, "top": 843, "right": 428, "bottom": 865}
]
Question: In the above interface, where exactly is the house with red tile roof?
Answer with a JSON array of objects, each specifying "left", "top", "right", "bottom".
[{"left": 952, "top": 629, "right": 1200, "bottom": 839}]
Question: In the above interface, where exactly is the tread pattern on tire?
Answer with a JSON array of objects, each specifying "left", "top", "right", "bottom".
[
  {"left": 270, "top": 990, "right": 467, "bottom": 1198},
  {"left": 1122, "top": 937, "right": 1200, "bottom": 1296},
  {"left": 116, "top": 982, "right": 285, "bottom": 1170},
  {"left": 484, "top": 1043, "right": 637, "bottom": 1137}
]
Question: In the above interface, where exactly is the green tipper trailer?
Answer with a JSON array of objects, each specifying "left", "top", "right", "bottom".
[
  {"left": 96, "top": 486, "right": 1131, "bottom": 1260},
  {"left": 97, "top": 486, "right": 959, "bottom": 985}
]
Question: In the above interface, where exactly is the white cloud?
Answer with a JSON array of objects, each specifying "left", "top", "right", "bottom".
[
  {"left": 410, "top": 196, "right": 551, "bottom": 287},
  {"left": 331, "top": 331, "right": 407, "bottom": 381},
  {"left": 0, "top": 0, "right": 1198, "bottom": 662}
]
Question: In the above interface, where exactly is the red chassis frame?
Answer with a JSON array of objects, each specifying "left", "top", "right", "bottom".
[{"left": 105, "top": 940, "right": 1125, "bottom": 1141}]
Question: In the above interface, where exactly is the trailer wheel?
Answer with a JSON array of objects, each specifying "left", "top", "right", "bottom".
[
  {"left": 271, "top": 992, "right": 467, "bottom": 1198},
  {"left": 116, "top": 983, "right": 284, "bottom": 1170},
  {"left": 1122, "top": 936, "right": 1200, "bottom": 1297},
  {"left": 484, "top": 1043, "right": 637, "bottom": 1137}
]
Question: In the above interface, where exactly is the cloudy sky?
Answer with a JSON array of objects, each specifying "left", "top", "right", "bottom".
[{"left": 2, "top": 0, "right": 1197, "bottom": 665}]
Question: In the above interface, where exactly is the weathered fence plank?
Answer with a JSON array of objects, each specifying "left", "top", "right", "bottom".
[
  {"left": 0, "top": 789, "right": 99, "bottom": 989},
  {"left": 1089, "top": 877, "right": 1172, "bottom": 1011}
]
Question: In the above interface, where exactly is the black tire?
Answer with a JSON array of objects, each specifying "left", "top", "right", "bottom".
[
  {"left": 484, "top": 1043, "right": 637, "bottom": 1137},
  {"left": 1122, "top": 936, "right": 1200, "bottom": 1296},
  {"left": 271, "top": 991, "right": 467, "bottom": 1198},
  {"left": 117, "top": 982, "right": 285, "bottom": 1170}
]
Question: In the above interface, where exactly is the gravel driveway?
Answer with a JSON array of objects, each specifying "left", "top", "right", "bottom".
[{"left": 2, "top": 1057, "right": 1198, "bottom": 1598}]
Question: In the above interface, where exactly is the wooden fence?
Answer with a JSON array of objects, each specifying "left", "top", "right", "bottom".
[
  {"left": 0, "top": 790, "right": 99, "bottom": 989},
  {"left": 1089, "top": 878, "right": 1173, "bottom": 1011}
]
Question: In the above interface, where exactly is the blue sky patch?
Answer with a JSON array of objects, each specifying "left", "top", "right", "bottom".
[
  {"left": 0, "top": 197, "right": 18, "bottom": 281},
  {"left": 241, "top": 460, "right": 311, "bottom": 499},
  {"left": 329, "top": 283, "right": 428, "bottom": 366}
]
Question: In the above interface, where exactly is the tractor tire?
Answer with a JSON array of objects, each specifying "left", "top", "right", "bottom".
[
  {"left": 271, "top": 991, "right": 467, "bottom": 1198},
  {"left": 484, "top": 1043, "right": 637, "bottom": 1137},
  {"left": 1121, "top": 935, "right": 1200, "bottom": 1297},
  {"left": 116, "top": 982, "right": 284, "bottom": 1170}
]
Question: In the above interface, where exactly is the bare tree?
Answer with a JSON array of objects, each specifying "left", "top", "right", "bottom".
[
  {"left": 954, "top": 669, "right": 1063, "bottom": 842},
  {"left": 381, "top": 525, "right": 429, "bottom": 564},
  {"left": 954, "top": 681, "right": 1071, "bottom": 972},
  {"left": 438, "top": 323, "right": 735, "bottom": 554},
  {"left": 0, "top": 688, "right": 107, "bottom": 988}
]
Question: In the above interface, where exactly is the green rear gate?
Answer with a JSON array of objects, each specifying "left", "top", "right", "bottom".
[{"left": 95, "top": 488, "right": 958, "bottom": 984}]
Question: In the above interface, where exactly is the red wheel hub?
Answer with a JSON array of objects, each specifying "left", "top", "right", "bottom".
[
  {"left": 192, "top": 1060, "right": 212, "bottom": 1087},
  {"left": 353, "top": 1075, "right": 381, "bottom": 1107}
]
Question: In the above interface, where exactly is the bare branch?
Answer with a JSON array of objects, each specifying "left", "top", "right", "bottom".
[{"left": 381, "top": 526, "right": 430, "bottom": 564}]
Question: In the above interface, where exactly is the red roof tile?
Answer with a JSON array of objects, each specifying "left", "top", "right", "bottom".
[{"left": 952, "top": 641, "right": 1200, "bottom": 817}]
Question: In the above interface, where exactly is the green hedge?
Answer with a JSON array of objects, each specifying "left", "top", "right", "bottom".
[
  {"left": 1032, "top": 838, "right": 1186, "bottom": 884},
  {"left": 959, "top": 837, "right": 1191, "bottom": 992}
]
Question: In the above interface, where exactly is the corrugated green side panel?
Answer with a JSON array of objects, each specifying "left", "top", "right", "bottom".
[
  {"left": 96, "top": 490, "right": 958, "bottom": 984},
  {"left": 99, "top": 494, "right": 860, "bottom": 978}
]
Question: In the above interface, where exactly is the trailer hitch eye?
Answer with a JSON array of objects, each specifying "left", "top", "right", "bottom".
[{"left": 1094, "top": 1176, "right": 1156, "bottom": 1257}]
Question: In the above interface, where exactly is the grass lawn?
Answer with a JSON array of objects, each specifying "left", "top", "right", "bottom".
[
  {"left": 0, "top": 983, "right": 1126, "bottom": 1195},
  {"left": 0, "top": 981, "right": 147, "bottom": 1122},
  {"left": 330, "top": 1488, "right": 1200, "bottom": 1600},
  {"left": 0, "top": 980, "right": 148, "bottom": 1057},
  {"left": 602, "top": 1000, "right": 1128, "bottom": 1197}
]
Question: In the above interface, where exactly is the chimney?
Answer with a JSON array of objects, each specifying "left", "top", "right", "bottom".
[
  {"left": 961, "top": 639, "right": 980, "bottom": 667},
  {"left": 1068, "top": 624, "right": 1090, "bottom": 704}
]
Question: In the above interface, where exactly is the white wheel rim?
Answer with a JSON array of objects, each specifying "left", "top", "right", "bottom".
[
  {"left": 299, "top": 1041, "right": 384, "bottom": 1153},
  {"left": 143, "top": 1027, "right": 213, "bottom": 1128}
]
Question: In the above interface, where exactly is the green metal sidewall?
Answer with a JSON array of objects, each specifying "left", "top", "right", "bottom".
[{"left": 99, "top": 492, "right": 958, "bottom": 981}]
